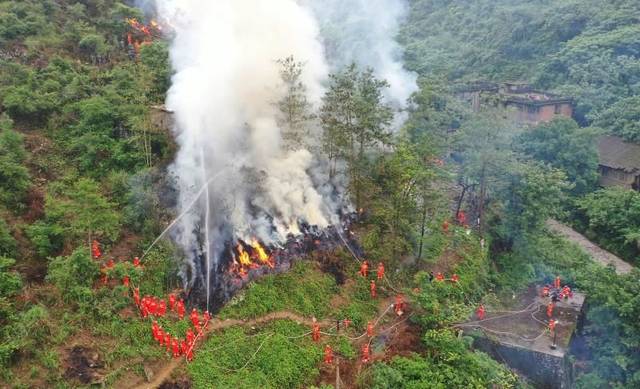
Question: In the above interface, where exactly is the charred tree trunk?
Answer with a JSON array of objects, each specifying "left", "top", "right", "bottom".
[
  {"left": 478, "top": 165, "right": 487, "bottom": 236},
  {"left": 418, "top": 201, "right": 428, "bottom": 260}
]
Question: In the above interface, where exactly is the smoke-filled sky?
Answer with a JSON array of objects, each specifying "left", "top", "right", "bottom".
[
  {"left": 306, "top": 0, "right": 418, "bottom": 108},
  {"left": 152, "top": 0, "right": 415, "bottom": 291}
]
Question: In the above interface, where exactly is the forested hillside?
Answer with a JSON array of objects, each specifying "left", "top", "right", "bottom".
[
  {"left": 401, "top": 0, "right": 640, "bottom": 129},
  {"left": 0, "top": 1, "right": 639, "bottom": 388}
]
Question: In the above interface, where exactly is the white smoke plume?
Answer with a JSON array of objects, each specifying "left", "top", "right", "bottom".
[
  {"left": 150, "top": 0, "right": 416, "bottom": 305},
  {"left": 306, "top": 0, "right": 418, "bottom": 110},
  {"left": 154, "top": 0, "right": 338, "bottom": 294}
]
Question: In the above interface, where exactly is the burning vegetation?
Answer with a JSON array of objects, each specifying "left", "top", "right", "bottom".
[
  {"left": 125, "top": 17, "right": 163, "bottom": 56},
  {"left": 229, "top": 239, "right": 275, "bottom": 277}
]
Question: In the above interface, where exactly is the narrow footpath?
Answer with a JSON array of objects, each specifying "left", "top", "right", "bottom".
[{"left": 546, "top": 219, "right": 633, "bottom": 275}]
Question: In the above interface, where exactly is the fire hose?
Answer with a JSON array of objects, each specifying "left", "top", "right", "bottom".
[{"left": 139, "top": 170, "right": 227, "bottom": 261}]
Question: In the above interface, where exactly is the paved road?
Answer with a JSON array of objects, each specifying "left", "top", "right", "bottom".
[{"left": 546, "top": 219, "right": 634, "bottom": 275}]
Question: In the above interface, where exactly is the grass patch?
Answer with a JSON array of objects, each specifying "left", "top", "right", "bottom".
[
  {"left": 188, "top": 320, "right": 323, "bottom": 389},
  {"left": 219, "top": 261, "right": 338, "bottom": 319}
]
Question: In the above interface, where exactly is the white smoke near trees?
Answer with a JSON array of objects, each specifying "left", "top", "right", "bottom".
[
  {"left": 306, "top": 0, "right": 418, "bottom": 112},
  {"left": 150, "top": 0, "right": 416, "bottom": 300},
  {"left": 154, "top": 0, "right": 337, "bottom": 300}
]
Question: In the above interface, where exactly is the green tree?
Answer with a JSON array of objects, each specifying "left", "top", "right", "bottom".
[
  {"left": 593, "top": 95, "right": 640, "bottom": 142},
  {"left": 517, "top": 117, "right": 599, "bottom": 195},
  {"left": 0, "top": 219, "right": 16, "bottom": 258},
  {"left": 46, "top": 248, "right": 99, "bottom": 304},
  {"left": 498, "top": 161, "right": 571, "bottom": 240},
  {"left": 576, "top": 187, "right": 640, "bottom": 262},
  {"left": 456, "top": 108, "right": 519, "bottom": 234},
  {"left": 320, "top": 64, "right": 393, "bottom": 209},
  {"left": 0, "top": 126, "right": 31, "bottom": 210},
  {"left": 276, "top": 56, "right": 316, "bottom": 151},
  {"left": 34, "top": 178, "right": 121, "bottom": 255},
  {"left": 139, "top": 42, "right": 171, "bottom": 103}
]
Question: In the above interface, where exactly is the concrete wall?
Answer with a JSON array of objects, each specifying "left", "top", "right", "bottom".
[{"left": 472, "top": 337, "right": 573, "bottom": 388}]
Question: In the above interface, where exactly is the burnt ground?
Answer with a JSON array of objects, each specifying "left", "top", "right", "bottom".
[
  {"left": 158, "top": 378, "right": 192, "bottom": 389},
  {"left": 63, "top": 346, "right": 105, "bottom": 385}
]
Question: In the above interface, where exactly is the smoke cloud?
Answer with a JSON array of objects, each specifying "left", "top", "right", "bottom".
[
  {"left": 151, "top": 0, "right": 416, "bottom": 303},
  {"left": 306, "top": 0, "right": 418, "bottom": 110},
  {"left": 154, "top": 0, "right": 336, "bottom": 294}
]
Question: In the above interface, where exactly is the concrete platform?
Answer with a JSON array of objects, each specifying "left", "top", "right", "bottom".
[{"left": 460, "top": 286, "right": 586, "bottom": 388}]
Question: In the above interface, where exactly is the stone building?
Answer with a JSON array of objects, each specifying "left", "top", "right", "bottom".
[
  {"left": 456, "top": 82, "right": 573, "bottom": 125},
  {"left": 597, "top": 135, "right": 640, "bottom": 191},
  {"left": 150, "top": 105, "right": 174, "bottom": 132}
]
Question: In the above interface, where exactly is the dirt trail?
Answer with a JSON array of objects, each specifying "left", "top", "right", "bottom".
[
  {"left": 133, "top": 311, "right": 331, "bottom": 389},
  {"left": 546, "top": 219, "right": 633, "bottom": 275}
]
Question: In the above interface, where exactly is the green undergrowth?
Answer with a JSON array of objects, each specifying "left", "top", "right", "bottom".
[
  {"left": 1, "top": 242, "right": 179, "bottom": 386},
  {"left": 219, "top": 261, "right": 338, "bottom": 320},
  {"left": 412, "top": 230, "right": 491, "bottom": 328},
  {"left": 189, "top": 320, "right": 323, "bottom": 389}
]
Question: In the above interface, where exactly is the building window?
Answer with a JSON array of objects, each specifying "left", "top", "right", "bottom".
[{"left": 554, "top": 104, "right": 561, "bottom": 114}]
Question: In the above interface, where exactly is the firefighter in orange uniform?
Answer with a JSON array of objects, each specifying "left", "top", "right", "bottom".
[
  {"left": 477, "top": 304, "right": 485, "bottom": 320},
  {"left": 451, "top": 274, "right": 460, "bottom": 283},
  {"left": 186, "top": 328, "right": 195, "bottom": 346},
  {"left": 360, "top": 261, "right": 369, "bottom": 278},
  {"left": 169, "top": 294, "right": 176, "bottom": 311},
  {"left": 370, "top": 280, "right": 377, "bottom": 298},
  {"left": 367, "top": 321, "right": 374, "bottom": 337},
  {"left": 547, "top": 302, "right": 554, "bottom": 318},
  {"left": 542, "top": 285, "right": 550, "bottom": 297},
  {"left": 164, "top": 333, "right": 172, "bottom": 353},
  {"left": 549, "top": 319, "right": 557, "bottom": 333},
  {"left": 176, "top": 299, "right": 185, "bottom": 319},
  {"left": 394, "top": 295, "right": 404, "bottom": 316},
  {"left": 456, "top": 210, "right": 467, "bottom": 225},
  {"left": 362, "top": 344, "right": 370, "bottom": 363},
  {"left": 436, "top": 272, "right": 444, "bottom": 282},
  {"left": 172, "top": 339, "right": 180, "bottom": 358},
  {"left": 324, "top": 345, "right": 333, "bottom": 365},
  {"left": 312, "top": 318, "right": 320, "bottom": 342},
  {"left": 442, "top": 220, "right": 449, "bottom": 233},
  {"left": 190, "top": 308, "right": 200, "bottom": 328},
  {"left": 133, "top": 287, "right": 140, "bottom": 307},
  {"left": 377, "top": 262, "right": 385, "bottom": 280},
  {"left": 554, "top": 276, "right": 561, "bottom": 289}
]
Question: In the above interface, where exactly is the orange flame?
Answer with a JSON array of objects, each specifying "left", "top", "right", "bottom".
[
  {"left": 251, "top": 240, "right": 274, "bottom": 268},
  {"left": 229, "top": 240, "right": 275, "bottom": 276},
  {"left": 237, "top": 244, "right": 251, "bottom": 267}
]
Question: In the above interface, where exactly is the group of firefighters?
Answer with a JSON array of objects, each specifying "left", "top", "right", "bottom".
[
  {"left": 314, "top": 261, "right": 409, "bottom": 364},
  {"left": 473, "top": 275, "right": 574, "bottom": 345},
  {"left": 93, "top": 240, "right": 213, "bottom": 362},
  {"left": 94, "top": 239, "right": 411, "bottom": 366},
  {"left": 543, "top": 276, "right": 573, "bottom": 340},
  {"left": 135, "top": 291, "right": 212, "bottom": 360}
]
